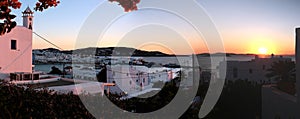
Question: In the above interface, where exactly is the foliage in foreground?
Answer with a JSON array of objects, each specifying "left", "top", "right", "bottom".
[
  {"left": 0, "top": 82, "right": 94, "bottom": 118},
  {"left": 0, "top": 77, "right": 262, "bottom": 118},
  {"left": 0, "top": 78, "right": 185, "bottom": 118}
]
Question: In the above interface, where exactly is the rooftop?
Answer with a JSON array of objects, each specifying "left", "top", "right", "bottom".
[{"left": 22, "top": 7, "right": 34, "bottom": 14}]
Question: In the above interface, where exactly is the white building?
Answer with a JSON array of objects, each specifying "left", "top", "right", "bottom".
[
  {"left": 73, "top": 63, "right": 177, "bottom": 95},
  {"left": 106, "top": 65, "right": 152, "bottom": 94},
  {"left": 0, "top": 7, "right": 34, "bottom": 79},
  {"left": 219, "top": 55, "right": 292, "bottom": 84}
]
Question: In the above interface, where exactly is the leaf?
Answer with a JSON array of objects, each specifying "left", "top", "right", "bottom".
[
  {"left": 0, "top": 6, "right": 7, "bottom": 11},
  {"left": 7, "top": 27, "right": 11, "bottom": 33},
  {"left": 0, "top": 13, "right": 5, "bottom": 19},
  {"left": 9, "top": 14, "right": 16, "bottom": 19},
  {"left": 10, "top": 21, "right": 16, "bottom": 28},
  {"left": 0, "top": 26, "right": 4, "bottom": 35}
]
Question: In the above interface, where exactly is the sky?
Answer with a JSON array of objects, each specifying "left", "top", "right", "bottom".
[{"left": 12, "top": 0, "right": 300, "bottom": 55}]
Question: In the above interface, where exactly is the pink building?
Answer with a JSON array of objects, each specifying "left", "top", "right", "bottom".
[{"left": 0, "top": 7, "right": 34, "bottom": 79}]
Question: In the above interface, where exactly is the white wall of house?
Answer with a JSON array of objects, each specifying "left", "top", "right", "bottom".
[
  {"left": 220, "top": 56, "right": 292, "bottom": 83},
  {"left": 107, "top": 65, "right": 152, "bottom": 94}
]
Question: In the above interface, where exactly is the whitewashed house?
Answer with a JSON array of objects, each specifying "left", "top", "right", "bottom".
[
  {"left": 0, "top": 7, "right": 34, "bottom": 79},
  {"left": 107, "top": 65, "right": 156, "bottom": 94},
  {"left": 219, "top": 55, "right": 292, "bottom": 83}
]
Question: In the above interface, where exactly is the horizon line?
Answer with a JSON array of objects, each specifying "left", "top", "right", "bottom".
[{"left": 32, "top": 47, "right": 296, "bottom": 56}]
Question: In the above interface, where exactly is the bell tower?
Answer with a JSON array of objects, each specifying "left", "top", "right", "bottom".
[{"left": 22, "top": 7, "right": 34, "bottom": 30}]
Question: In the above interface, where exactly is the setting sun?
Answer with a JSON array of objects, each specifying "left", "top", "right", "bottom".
[
  {"left": 248, "top": 39, "right": 277, "bottom": 55},
  {"left": 258, "top": 47, "right": 268, "bottom": 54}
]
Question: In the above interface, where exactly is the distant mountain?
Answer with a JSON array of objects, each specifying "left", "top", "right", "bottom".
[
  {"left": 33, "top": 48, "right": 72, "bottom": 54},
  {"left": 34, "top": 47, "right": 173, "bottom": 56},
  {"left": 74, "top": 47, "right": 174, "bottom": 56},
  {"left": 197, "top": 53, "right": 256, "bottom": 57},
  {"left": 33, "top": 47, "right": 259, "bottom": 57}
]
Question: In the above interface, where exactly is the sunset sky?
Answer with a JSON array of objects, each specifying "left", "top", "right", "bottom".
[{"left": 12, "top": 0, "right": 300, "bottom": 55}]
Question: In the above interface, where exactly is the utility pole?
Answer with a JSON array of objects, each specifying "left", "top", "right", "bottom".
[{"left": 296, "top": 28, "right": 300, "bottom": 118}]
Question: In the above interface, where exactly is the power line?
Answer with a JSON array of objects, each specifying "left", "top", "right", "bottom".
[
  {"left": 1, "top": 43, "right": 32, "bottom": 71},
  {"left": 2, "top": 32, "right": 63, "bottom": 72},
  {"left": 33, "top": 32, "right": 64, "bottom": 50}
]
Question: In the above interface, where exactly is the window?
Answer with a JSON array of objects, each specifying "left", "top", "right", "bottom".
[
  {"left": 29, "top": 23, "right": 32, "bottom": 29},
  {"left": 11, "top": 40, "right": 17, "bottom": 50}
]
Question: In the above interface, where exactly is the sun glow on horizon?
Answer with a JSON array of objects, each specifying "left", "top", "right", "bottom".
[
  {"left": 258, "top": 47, "right": 268, "bottom": 54},
  {"left": 248, "top": 37, "right": 278, "bottom": 55}
]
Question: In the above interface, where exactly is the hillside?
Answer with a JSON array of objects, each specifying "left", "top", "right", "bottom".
[{"left": 34, "top": 47, "right": 174, "bottom": 56}]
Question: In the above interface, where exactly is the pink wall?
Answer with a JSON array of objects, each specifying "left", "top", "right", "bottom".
[{"left": 0, "top": 26, "right": 32, "bottom": 74}]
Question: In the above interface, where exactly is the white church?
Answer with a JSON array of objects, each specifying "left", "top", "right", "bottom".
[{"left": 0, "top": 7, "right": 34, "bottom": 80}]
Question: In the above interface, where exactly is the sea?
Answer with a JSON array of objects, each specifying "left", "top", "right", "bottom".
[{"left": 34, "top": 55, "right": 295, "bottom": 73}]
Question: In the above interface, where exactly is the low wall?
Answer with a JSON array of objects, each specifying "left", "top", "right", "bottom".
[{"left": 0, "top": 73, "right": 9, "bottom": 80}]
